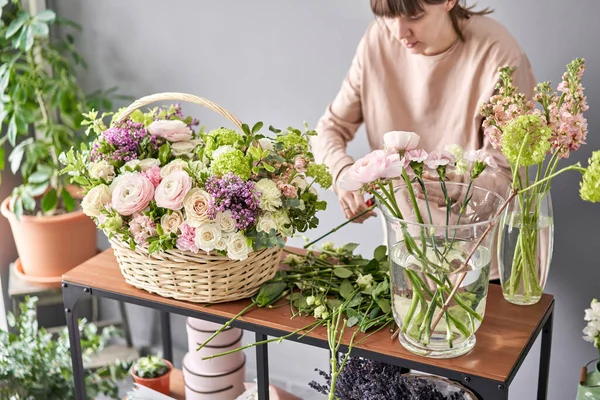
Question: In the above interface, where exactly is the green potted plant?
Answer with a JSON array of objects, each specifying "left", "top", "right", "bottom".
[
  {"left": 0, "top": 296, "right": 132, "bottom": 399},
  {"left": 577, "top": 298, "right": 600, "bottom": 399},
  {"left": 131, "top": 355, "right": 173, "bottom": 395},
  {"left": 0, "top": 0, "right": 121, "bottom": 280}
]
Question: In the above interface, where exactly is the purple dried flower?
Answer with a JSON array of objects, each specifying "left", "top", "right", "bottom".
[
  {"left": 91, "top": 119, "right": 159, "bottom": 163},
  {"left": 205, "top": 173, "right": 260, "bottom": 230}
]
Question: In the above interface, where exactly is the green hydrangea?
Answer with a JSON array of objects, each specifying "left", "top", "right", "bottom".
[
  {"left": 501, "top": 114, "right": 551, "bottom": 167},
  {"left": 306, "top": 163, "right": 332, "bottom": 189},
  {"left": 276, "top": 129, "right": 309, "bottom": 153},
  {"left": 205, "top": 128, "right": 243, "bottom": 158},
  {"left": 580, "top": 151, "right": 600, "bottom": 203},
  {"left": 211, "top": 149, "right": 251, "bottom": 180}
]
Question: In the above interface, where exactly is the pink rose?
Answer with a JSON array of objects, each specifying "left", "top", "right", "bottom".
[
  {"left": 111, "top": 173, "right": 155, "bottom": 216},
  {"left": 155, "top": 170, "right": 193, "bottom": 210},
  {"left": 338, "top": 150, "right": 403, "bottom": 191},
  {"left": 147, "top": 120, "right": 193, "bottom": 142},
  {"left": 144, "top": 166, "right": 162, "bottom": 188},
  {"left": 383, "top": 131, "right": 420, "bottom": 152}
]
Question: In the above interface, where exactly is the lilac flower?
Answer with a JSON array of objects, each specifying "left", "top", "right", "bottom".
[
  {"left": 91, "top": 119, "right": 160, "bottom": 163},
  {"left": 205, "top": 173, "right": 260, "bottom": 230}
]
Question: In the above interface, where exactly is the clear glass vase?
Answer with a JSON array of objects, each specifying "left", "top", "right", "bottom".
[
  {"left": 380, "top": 181, "right": 505, "bottom": 359},
  {"left": 497, "top": 190, "right": 554, "bottom": 305}
]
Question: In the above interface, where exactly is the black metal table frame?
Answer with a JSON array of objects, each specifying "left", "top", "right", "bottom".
[{"left": 62, "top": 281, "right": 554, "bottom": 400}]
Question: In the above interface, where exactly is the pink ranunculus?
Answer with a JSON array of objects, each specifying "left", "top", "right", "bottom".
[
  {"left": 465, "top": 149, "right": 498, "bottom": 169},
  {"left": 338, "top": 150, "right": 404, "bottom": 191},
  {"left": 144, "top": 166, "right": 162, "bottom": 188},
  {"left": 111, "top": 172, "right": 155, "bottom": 216},
  {"left": 155, "top": 170, "right": 193, "bottom": 210},
  {"left": 147, "top": 120, "right": 193, "bottom": 142},
  {"left": 381, "top": 153, "right": 404, "bottom": 179},
  {"left": 383, "top": 131, "right": 420, "bottom": 152},
  {"left": 176, "top": 223, "right": 199, "bottom": 253}
]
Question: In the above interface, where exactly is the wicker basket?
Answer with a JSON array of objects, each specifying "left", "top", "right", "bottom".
[{"left": 108, "top": 92, "right": 283, "bottom": 303}]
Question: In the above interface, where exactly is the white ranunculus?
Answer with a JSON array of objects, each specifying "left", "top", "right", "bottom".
[
  {"left": 194, "top": 223, "right": 222, "bottom": 253},
  {"left": 227, "top": 232, "right": 251, "bottom": 261},
  {"left": 139, "top": 158, "right": 161, "bottom": 171},
  {"left": 255, "top": 178, "right": 282, "bottom": 212},
  {"left": 383, "top": 131, "right": 420, "bottom": 152},
  {"left": 82, "top": 184, "right": 111, "bottom": 217},
  {"left": 183, "top": 188, "right": 212, "bottom": 227},
  {"left": 160, "top": 159, "right": 188, "bottom": 178},
  {"left": 291, "top": 176, "right": 307, "bottom": 191},
  {"left": 88, "top": 160, "right": 116, "bottom": 183},
  {"left": 160, "top": 210, "right": 184, "bottom": 234},
  {"left": 258, "top": 138, "right": 273, "bottom": 151},
  {"left": 211, "top": 145, "right": 236, "bottom": 160},
  {"left": 171, "top": 139, "right": 203, "bottom": 157},
  {"left": 216, "top": 210, "right": 237, "bottom": 233},
  {"left": 257, "top": 213, "right": 278, "bottom": 234}
]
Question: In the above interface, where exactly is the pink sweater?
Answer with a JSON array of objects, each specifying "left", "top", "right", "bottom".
[{"left": 312, "top": 16, "right": 536, "bottom": 192}]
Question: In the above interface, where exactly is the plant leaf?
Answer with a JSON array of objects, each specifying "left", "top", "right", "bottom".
[
  {"left": 7, "top": 115, "right": 16, "bottom": 146},
  {"left": 41, "top": 188, "right": 57, "bottom": 212},
  {"left": 29, "top": 183, "right": 49, "bottom": 197},
  {"left": 378, "top": 298, "right": 391, "bottom": 314},
  {"left": 34, "top": 9, "right": 56, "bottom": 23},
  {"left": 61, "top": 188, "right": 75, "bottom": 212},
  {"left": 28, "top": 169, "right": 52, "bottom": 183},
  {"left": 251, "top": 122, "right": 263, "bottom": 134},
  {"left": 333, "top": 267, "right": 353, "bottom": 279},
  {"left": 374, "top": 245, "right": 387, "bottom": 261},
  {"left": 0, "top": 146, "right": 4, "bottom": 170},
  {"left": 21, "top": 194, "right": 35, "bottom": 211},
  {"left": 340, "top": 279, "right": 354, "bottom": 300},
  {"left": 5, "top": 12, "right": 28, "bottom": 39}
]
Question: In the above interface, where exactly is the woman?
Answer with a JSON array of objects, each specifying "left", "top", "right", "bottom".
[{"left": 311, "top": 0, "right": 536, "bottom": 280}]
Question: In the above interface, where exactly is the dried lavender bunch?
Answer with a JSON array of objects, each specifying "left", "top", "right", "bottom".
[{"left": 309, "top": 356, "right": 467, "bottom": 400}]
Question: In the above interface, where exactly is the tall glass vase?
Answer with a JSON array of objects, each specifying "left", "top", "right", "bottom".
[
  {"left": 498, "top": 190, "right": 554, "bottom": 306},
  {"left": 380, "top": 182, "right": 505, "bottom": 359}
]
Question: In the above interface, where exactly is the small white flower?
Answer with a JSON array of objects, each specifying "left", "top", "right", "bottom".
[
  {"left": 383, "top": 131, "right": 420, "bottom": 152},
  {"left": 160, "top": 159, "right": 188, "bottom": 178},
  {"left": 255, "top": 179, "right": 282, "bottom": 211},
  {"left": 356, "top": 273, "right": 374, "bottom": 289},
  {"left": 306, "top": 296, "right": 316, "bottom": 306},
  {"left": 227, "top": 232, "right": 251, "bottom": 261},
  {"left": 321, "top": 311, "right": 329, "bottom": 320},
  {"left": 446, "top": 144, "right": 469, "bottom": 175},
  {"left": 313, "top": 305, "right": 326, "bottom": 319},
  {"left": 258, "top": 138, "right": 273, "bottom": 151},
  {"left": 194, "top": 223, "right": 222, "bottom": 253},
  {"left": 160, "top": 210, "right": 184, "bottom": 234},
  {"left": 274, "top": 211, "right": 293, "bottom": 236},
  {"left": 82, "top": 185, "right": 112, "bottom": 218},
  {"left": 88, "top": 160, "right": 116, "bottom": 182}
]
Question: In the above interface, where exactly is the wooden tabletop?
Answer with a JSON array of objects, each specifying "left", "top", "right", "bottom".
[{"left": 63, "top": 248, "right": 554, "bottom": 383}]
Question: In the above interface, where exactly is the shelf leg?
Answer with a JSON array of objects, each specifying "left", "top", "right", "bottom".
[{"left": 256, "top": 332, "right": 270, "bottom": 400}]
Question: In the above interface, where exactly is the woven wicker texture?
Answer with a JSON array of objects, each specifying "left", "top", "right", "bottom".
[{"left": 108, "top": 93, "right": 281, "bottom": 303}]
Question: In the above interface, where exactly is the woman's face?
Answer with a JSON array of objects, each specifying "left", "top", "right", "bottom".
[{"left": 382, "top": 0, "right": 457, "bottom": 56}]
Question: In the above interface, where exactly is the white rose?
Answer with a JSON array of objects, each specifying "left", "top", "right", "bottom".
[
  {"left": 291, "top": 176, "right": 307, "bottom": 191},
  {"left": 139, "top": 158, "right": 161, "bottom": 171},
  {"left": 88, "top": 160, "right": 115, "bottom": 183},
  {"left": 194, "top": 223, "right": 222, "bottom": 253},
  {"left": 255, "top": 178, "right": 282, "bottom": 212},
  {"left": 257, "top": 213, "right": 278, "bottom": 234},
  {"left": 211, "top": 145, "right": 236, "bottom": 160},
  {"left": 160, "top": 210, "right": 184, "bottom": 234},
  {"left": 171, "top": 139, "right": 203, "bottom": 157},
  {"left": 82, "top": 185, "right": 111, "bottom": 217},
  {"left": 216, "top": 210, "right": 237, "bottom": 233},
  {"left": 160, "top": 159, "right": 188, "bottom": 178},
  {"left": 227, "top": 232, "right": 251, "bottom": 261},
  {"left": 183, "top": 188, "right": 212, "bottom": 227},
  {"left": 258, "top": 138, "right": 273, "bottom": 151},
  {"left": 215, "top": 234, "right": 229, "bottom": 251},
  {"left": 120, "top": 159, "right": 140, "bottom": 173}
]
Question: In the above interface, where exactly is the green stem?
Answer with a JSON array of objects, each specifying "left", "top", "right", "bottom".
[
  {"left": 304, "top": 205, "right": 376, "bottom": 249},
  {"left": 520, "top": 164, "right": 585, "bottom": 193},
  {"left": 196, "top": 303, "right": 255, "bottom": 350}
]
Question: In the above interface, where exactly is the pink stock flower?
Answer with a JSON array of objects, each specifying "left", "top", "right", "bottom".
[
  {"left": 294, "top": 157, "right": 308, "bottom": 173},
  {"left": 111, "top": 173, "right": 155, "bottom": 216},
  {"left": 338, "top": 150, "right": 403, "bottom": 191},
  {"left": 155, "top": 170, "right": 193, "bottom": 210},
  {"left": 144, "top": 166, "right": 162, "bottom": 188},
  {"left": 383, "top": 131, "right": 420, "bottom": 152},
  {"left": 147, "top": 120, "right": 193, "bottom": 142},
  {"left": 279, "top": 183, "right": 298, "bottom": 198},
  {"left": 465, "top": 149, "right": 498, "bottom": 169},
  {"left": 128, "top": 213, "right": 157, "bottom": 246},
  {"left": 176, "top": 223, "right": 199, "bottom": 253}
]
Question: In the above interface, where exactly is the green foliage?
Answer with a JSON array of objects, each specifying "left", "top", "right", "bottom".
[
  {"left": 0, "top": 2, "right": 124, "bottom": 219},
  {"left": 132, "top": 356, "right": 170, "bottom": 379},
  {"left": 0, "top": 296, "right": 131, "bottom": 399}
]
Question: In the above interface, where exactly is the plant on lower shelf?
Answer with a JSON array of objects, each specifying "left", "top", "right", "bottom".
[
  {"left": 0, "top": 296, "right": 131, "bottom": 399},
  {"left": 310, "top": 356, "right": 471, "bottom": 400},
  {"left": 132, "top": 356, "right": 170, "bottom": 379}
]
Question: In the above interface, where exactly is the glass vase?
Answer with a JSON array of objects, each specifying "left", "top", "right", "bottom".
[
  {"left": 380, "top": 181, "right": 506, "bottom": 359},
  {"left": 498, "top": 190, "right": 554, "bottom": 306}
]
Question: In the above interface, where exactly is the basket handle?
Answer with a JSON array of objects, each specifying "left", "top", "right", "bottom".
[{"left": 113, "top": 92, "right": 243, "bottom": 130}]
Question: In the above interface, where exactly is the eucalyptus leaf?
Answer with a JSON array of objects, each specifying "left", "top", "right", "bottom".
[
  {"left": 346, "top": 316, "right": 359, "bottom": 328},
  {"left": 347, "top": 293, "right": 363, "bottom": 308}
]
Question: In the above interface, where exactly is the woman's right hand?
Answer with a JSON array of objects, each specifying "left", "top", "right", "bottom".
[{"left": 337, "top": 188, "right": 377, "bottom": 223}]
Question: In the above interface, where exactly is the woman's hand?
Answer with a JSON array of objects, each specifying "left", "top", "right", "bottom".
[{"left": 337, "top": 188, "right": 377, "bottom": 223}]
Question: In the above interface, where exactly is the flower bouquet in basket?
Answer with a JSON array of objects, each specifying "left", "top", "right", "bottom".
[{"left": 60, "top": 93, "right": 332, "bottom": 303}]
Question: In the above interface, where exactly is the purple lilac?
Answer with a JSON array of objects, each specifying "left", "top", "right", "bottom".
[
  {"left": 91, "top": 119, "right": 159, "bottom": 162},
  {"left": 205, "top": 173, "right": 260, "bottom": 230}
]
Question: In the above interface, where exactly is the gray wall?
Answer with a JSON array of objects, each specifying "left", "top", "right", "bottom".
[{"left": 50, "top": 1, "right": 600, "bottom": 398}]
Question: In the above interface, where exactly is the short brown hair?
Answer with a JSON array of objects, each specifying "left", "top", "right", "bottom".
[{"left": 370, "top": 0, "right": 493, "bottom": 41}]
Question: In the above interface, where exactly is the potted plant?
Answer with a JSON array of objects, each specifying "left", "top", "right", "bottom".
[
  {"left": 0, "top": 0, "right": 121, "bottom": 280},
  {"left": 0, "top": 296, "right": 132, "bottom": 399},
  {"left": 131, "top": 355, "right": 173, "bottom": 396},
  {"left": 577, "top": 298, "right": 600, "bottom": 399}
]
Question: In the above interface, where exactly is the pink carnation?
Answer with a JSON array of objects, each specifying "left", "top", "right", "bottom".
[
  {"left": 279, "top": 183, "right": 298, "bottom": 198},
  {"left": 128, "top": 213, "right": 157, "bottom": 246},
  {"left": 144, "top": 166, "right": 162, "bottom": 188},
  {"left": 464, "top": 149, "right": 498, "bottom": 169},
  {"left": 176, "top": 223, "right": 199, "bottom": 253},
  {"left": 424, "top": 151, "right": 455, "bottom": 177}
]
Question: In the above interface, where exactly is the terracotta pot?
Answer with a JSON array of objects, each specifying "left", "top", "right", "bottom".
[
  {"left": 131, "top": 360, "right": 173, "bottom": 395},
  {"left": 0, "top": 186, "right": 97, "bottom": 278}
]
